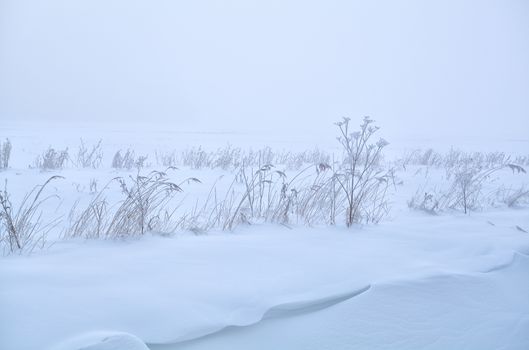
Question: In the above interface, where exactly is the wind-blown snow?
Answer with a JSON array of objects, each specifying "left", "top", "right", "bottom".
[
  {"left": 1, "top": 209, "right": 528, "bottom": 349},
  {"left": 155, "top": 252, "right": 529, "bottom": 350}
]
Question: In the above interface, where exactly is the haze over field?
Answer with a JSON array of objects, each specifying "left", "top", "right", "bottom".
[
  {"left": 1, "top": 0, "right": 528, "bottom": 141},
  {"left": 1, "top": 2, "right": 529, "bottom": 350}
]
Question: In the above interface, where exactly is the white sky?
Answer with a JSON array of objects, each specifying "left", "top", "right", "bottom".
[{"left": 1, "top": 0, "right": 528, "bottom": 141}]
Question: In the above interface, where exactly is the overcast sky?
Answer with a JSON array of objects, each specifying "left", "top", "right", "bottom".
[{"left": 1, "top": 0, "right": 528, "bottom": 140}]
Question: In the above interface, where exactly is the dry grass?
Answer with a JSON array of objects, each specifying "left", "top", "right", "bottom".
[
  {"left": 0, "top": 176, "right": 63, "bottom": 254},
  {"left": 408, "top": 161, "right": 527, "bottom": 214},
  {"left": 335, "top": 117, "right": 391, "bottom": 226},
  {"left": 51, "top": 118, "right": 394, "bottom": 242},
  {"left": 400, "top": 148, "right": 529, "bottom": 169},
  {"left": 65, "top": 169, "right": 201, "bottom": 239},
  {"left": 34, "top": 147, "right": 69, "bottom": 170},
  {"left": 494, "top": 186, "right": 529, "bottom": 208},
  {"left": 5, "top": 118, "right": 527, "bottom": 252},
  {"left": 0, "top": 138, "right": 12, "bottom": 170},
  {"left": 76, "top": 139, "right": 103, "bottom": 168},
  {"left": 111, "top": 149, "right": 148, "bottom": 170},
  {"left": 159, "top": 145, "right": 330, "bottom": 171}
]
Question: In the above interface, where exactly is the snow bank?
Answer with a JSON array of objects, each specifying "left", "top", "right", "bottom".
[
  {"left": 156, "top": 252, "right": 529, "bottom": 350},
  {"left": 1, "top": 209, "right": 528, "bottom": 350}
]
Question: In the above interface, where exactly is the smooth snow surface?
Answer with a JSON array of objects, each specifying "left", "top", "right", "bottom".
[
  {"left": 51, "top": 332, "right": 149, "bottom": 350},
  {"left": 1, "top": 210, "right": 528, "bottom": 350},
  {"left": 152, "top": 253, "right": 529, "bottom": 350}
]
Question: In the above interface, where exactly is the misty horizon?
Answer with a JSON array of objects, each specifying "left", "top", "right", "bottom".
[{"left": 1, "top": 0, "right": 528, "bottom": 140}]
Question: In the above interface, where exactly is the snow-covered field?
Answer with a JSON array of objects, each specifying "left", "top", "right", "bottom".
[
  {"left": 1, "top": 122, "right": 529, "bottom": 350},
  {"left": 2, "top": 0, "right": 528, "bottom": 347}
]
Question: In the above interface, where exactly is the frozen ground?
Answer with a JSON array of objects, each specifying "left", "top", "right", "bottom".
[{"left": 1, "top": 122, "right": 529, "bottom": 350}]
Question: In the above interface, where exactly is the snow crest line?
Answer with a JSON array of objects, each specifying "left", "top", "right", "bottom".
[
  {"left": 481, "top": 251, "right": 529, "bottom": 273},
  {"left": 148, "top": 254, "right": 529, "bottom": 350},
  {"left": 147, "top": 285, "right": 372, "bottom": 349},
  {"left": 262, "top": 285, "right": 372, "bottom": 320}
]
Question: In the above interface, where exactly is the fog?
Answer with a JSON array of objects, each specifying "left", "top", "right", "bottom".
[{"left": 1, "top": 0, "right": 528, "bottom": 141}]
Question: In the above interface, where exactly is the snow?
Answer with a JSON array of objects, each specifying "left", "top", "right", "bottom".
[
  {"left": 1, "top": 123, "right": 528, "bottom": 350},
  {"left": 1, "top": 1, "right": 528, "bottom": 347},
  {"left": 51, "top": 332, "right": 150, "bottom": 350},
  {"left": 1, "top": 209, "right": 528, "bottom": 349},
  {"left": 153, "top": 253, "right": 529, "bottom": 350}
]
